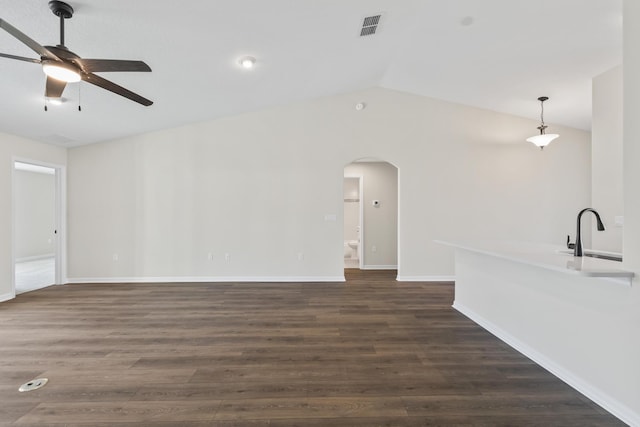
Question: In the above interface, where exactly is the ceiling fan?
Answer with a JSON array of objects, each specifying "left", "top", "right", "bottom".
[{"left": 0, "top": 1, "right": 152, "bottom": 107}]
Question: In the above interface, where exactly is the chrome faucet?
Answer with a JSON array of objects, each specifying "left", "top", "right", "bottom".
[{"left": 571, "top": 208, "right": 605, "bottom": 257}]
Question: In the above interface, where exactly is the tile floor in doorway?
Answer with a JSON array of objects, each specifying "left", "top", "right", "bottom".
[
  {"left": 15, "top": 257, "right": 55, "bottom": 294},
  {"left": 344, "top": 258, "right": 359, "bottom": 268}
]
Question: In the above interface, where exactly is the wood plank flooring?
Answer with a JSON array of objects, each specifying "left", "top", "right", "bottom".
[{"left": 0, "top": 269, "right": 624, "bottom": 426}]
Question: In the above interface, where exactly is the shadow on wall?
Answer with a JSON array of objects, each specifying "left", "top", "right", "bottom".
[{"left": 344, "top": 159, "right": 398, "bottom": 270}]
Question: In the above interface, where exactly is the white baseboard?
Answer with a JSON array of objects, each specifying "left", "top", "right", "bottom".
[
  {"left": 66, "top": 276, "right": 346, "bottom": 284},
  {"left": 453, "top": 301, "right": 639, "bottom": 427},
  {"left": 0, "top": 291, "right": 15, "bottom": 302},
  {"left": 396, "top": 275, "right": 455, "bottom": 282},
  {"left": 361, "top": 265, "right": 398, "bottom": 270},
  {"left": 15, "top": 254, "right": 55, "bottom": 263}
]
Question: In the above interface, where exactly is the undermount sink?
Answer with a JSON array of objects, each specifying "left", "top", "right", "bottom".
[
  {"left": 582, "top": 253, "right": 622, "bottom": 262},
  {"left": 557, "top": 249, "right": 623, "bottom": 262}
]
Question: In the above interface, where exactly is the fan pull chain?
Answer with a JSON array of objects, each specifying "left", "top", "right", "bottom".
[
  {"left": 78, "top": 83, "right": 81, "bottom": 112},
  {"left": 44, "top": 97, "right": 48, "bottom": 112}
]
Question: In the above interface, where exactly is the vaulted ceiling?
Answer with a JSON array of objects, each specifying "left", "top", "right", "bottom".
[{"left": 0, "top": 0, "right": 622, "bottom": 146}]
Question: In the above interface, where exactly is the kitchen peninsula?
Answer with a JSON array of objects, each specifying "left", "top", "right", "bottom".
[{"left": 438, "top": 240, "right": 634, "bottom": 423}]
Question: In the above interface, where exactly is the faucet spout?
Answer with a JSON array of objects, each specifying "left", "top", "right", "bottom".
[{"left": 574, "top": 208, "right": 605, "bottom": 257}]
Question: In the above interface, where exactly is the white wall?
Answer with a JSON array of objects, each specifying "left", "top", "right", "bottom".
[
  {"left": 14, "top": 169, "right": 56, "bottom": 260},
  {"left": 621, "top": 0, "right": 640, "bottom": 420},
  {"left": 0, "top": 132, "right": 66, "bottom": 301},
  {"left": 67, "top": 87, "right": 591, "bottom": 282},
  {"left": 592, "top": 66, "right": 623, "bottom": 252},
  {"left": 344, "top": 162, "right": 398, "bottom": 269}
]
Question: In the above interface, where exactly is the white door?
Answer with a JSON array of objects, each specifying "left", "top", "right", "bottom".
[{"left": 13, "top": 160, "right": 65, "bottom": 295}]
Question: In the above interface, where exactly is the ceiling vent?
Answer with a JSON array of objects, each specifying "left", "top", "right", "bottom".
[
  {"left": 360, "top": 14, "right": 382, "bottom": 37},
  {"left": 45, "top": 134, "right": 76, "bottom": 145}
]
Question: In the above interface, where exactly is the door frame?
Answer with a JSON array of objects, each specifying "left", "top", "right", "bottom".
[{"left": 11, "top": 157, "right": 67, "bottom": 296}]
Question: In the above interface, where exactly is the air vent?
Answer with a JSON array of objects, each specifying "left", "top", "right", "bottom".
[
  {"left": 19, "top": 378, "right": 48, "bottom": 392},
  {"left": 360, "top": 14, "right": 382, "bottom": 37},
  {"left": 45, "top": 134, "right": 76, "bottom": 145}
]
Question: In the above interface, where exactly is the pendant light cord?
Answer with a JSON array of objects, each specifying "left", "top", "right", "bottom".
[{"left": 537, "top": 97, "right": 549, "bottom": 135}]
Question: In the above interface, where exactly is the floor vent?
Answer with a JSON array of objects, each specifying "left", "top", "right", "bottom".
[
  {"left": 19, "top": 378, "right": 48, "bottom": 392},
  {"left": 360, "top": 14, "right": 382, "bottom": 37}
]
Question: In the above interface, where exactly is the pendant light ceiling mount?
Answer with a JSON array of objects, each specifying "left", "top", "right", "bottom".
[{"left": 526, "top": 96, "right": 559, "bottom": 150}]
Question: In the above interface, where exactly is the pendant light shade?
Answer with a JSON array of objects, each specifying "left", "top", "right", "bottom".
[
  {"left": 527, "top": 96, "right": 558, "bottom": 150},
  {"left": 526, "top": 133, "right": 559, "bottom": 148}
]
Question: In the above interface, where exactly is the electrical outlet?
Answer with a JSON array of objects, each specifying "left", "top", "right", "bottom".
[
  {"left": 112, "top": 253, "right": 119, "bottom": 261},
  {"left": 297, "top": 252, "right": 304, "bottom": 261},
  {"left": 225, "top": 253, "right": 231, "bottom": 262},
  {"left": 372, "top": 246, "right": 377, "bottom": 253},
  {"left": 208, "top": 253, "right": 214, "bottom": 261}
]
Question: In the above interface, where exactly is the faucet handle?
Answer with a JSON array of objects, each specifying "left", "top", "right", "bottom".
[{"left": 566, "top": 235, "right": 576, "bottom": 249}]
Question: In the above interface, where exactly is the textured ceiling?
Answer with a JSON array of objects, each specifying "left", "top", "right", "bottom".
[{"left": 0, "top": 0, "right": 623, "bottom": 146}]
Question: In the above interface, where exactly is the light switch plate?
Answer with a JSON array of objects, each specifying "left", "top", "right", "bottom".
[{"left": 614, "top": 216, "right": 624, "bottom": 227}]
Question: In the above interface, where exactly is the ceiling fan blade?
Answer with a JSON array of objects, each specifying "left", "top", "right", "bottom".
[
  {"left": 0, "top": 18, "right": 61, "bottom": 61},
  {"left": 45, "top": 76, "right": 67, "bottom": 98},
  {"left": 0, "top": 52, "right": 41, "bottom": 64},
  {"left": 75, "top": 59, "right": 151, "bottom": 73},
  {"left": 82, "top": 72, "right": 153, "bottom": 106}
]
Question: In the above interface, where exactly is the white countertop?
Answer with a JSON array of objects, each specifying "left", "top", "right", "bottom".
[{"left": 436, "top": 240, "right": 634, "bottom": 284}]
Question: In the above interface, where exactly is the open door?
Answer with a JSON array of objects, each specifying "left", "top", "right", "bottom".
[{"left": 12, "top": 160, "right": 65, "bottom": 295}]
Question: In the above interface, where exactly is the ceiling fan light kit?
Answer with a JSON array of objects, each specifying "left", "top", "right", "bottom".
[
  {"left": 42, "top": 60, "right": 81, "bottom": 82},
  {"left": 0, "top": 1, "right": 153, "bottom": 107}
]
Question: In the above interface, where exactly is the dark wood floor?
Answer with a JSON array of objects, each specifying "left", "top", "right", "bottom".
[{"left": 0, "top": 269, "right": 624, "bottom": 426}]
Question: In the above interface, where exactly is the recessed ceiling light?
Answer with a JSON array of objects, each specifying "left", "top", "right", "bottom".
[{"left": 239, "top": 56, "right": 256, "bottom": 69}]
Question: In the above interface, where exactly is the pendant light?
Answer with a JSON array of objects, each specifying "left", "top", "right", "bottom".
[{"left": 526, "top": 96, "right": 559, "bottom": 150}]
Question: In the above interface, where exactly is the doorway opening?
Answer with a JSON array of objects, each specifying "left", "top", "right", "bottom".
[
  {"left": 343, "top": 176, "right": 362, "bottom": 269},
  {"left": 344, "top": 160, "right": 398, "bottom": 273},
  {"left": 12, "top": 160, "right": 65, "bottom": 295}
]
